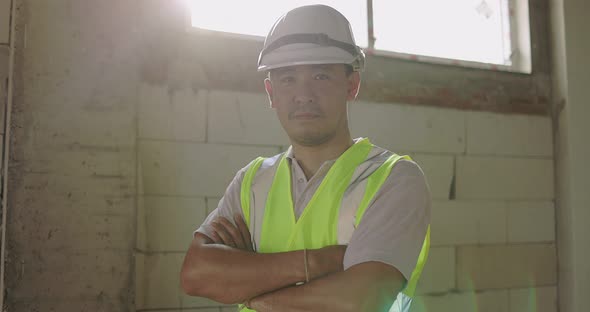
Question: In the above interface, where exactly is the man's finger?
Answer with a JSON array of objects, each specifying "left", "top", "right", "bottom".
[
  {"left": 211, "top": 221, "right": 236, "bottom": 248},
  {"left": 234, "top": 214, "right": 254, "bottom": 252},
  {"left": 209, "top": 229, "right": 223, "bottom": 244},
  {"left": 218, "top": 217, "right": 246, "bottom": 250}
]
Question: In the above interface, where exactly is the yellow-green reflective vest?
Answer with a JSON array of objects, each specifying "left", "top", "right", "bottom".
[{"left": 238, "top": 138, "right": 430, "bottom": 312}]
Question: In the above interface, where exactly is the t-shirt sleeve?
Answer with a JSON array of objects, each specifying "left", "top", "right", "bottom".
[
  {"left": 343, "top": 160, "right": 431, "bottom": 282},
  {"left": 194, "top": 166, "right": 247, "bottom": 240}
]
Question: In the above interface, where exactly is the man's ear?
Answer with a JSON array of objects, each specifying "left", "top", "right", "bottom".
[
  {"left": 264, "top": 78, "right": 274, "bottom": 108},
  {"left": 346, "top": 71, "right": 361, "bottom": 101}
]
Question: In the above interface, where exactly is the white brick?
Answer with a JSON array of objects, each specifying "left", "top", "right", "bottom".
[
  {"left": 207, "top": 197, "right": 222, "bottom": 213},
  {"left": 138, "top": 84, "right": 207, "bottom": 142},
  {"left": 431, "top": 201, "right": 507, "bottom": 246},
  {"left": 416, "top": 247, "right": 455, "bottom": 294},
  {"left": 139, "top": 253, "right": 223, "bottom": 309},
  {"left": 466, "top": 111, "right": 553, "bottom": 157},
  {"left": 139, "top": 141, "right": 279, "bottom": 197},
  {"left": 350, "top": 101, "right": 465, "bottom": 153},
  {"left": 411, "top": 293, "right": 469, "bottom": 312},
  {"left": 456, "top": 156, "right": 554, "bottom": 200},
  {"left": 510, "top": 287, "right": 557, "bottom": 312},
  {"left": 413, "top": 290, "right": 508, "bottom": 312},
  {"left": 477, "top": 290, "right": 510, "bottom": 312},
  {"left": 457, "top": 244, "right": 557, "bottom": 290},
  {"left": 0, "top": 0, "right": 9, "bottom": 44},
  {"left": 144, "top": 196, "right": 208, "bottom": 252},
  {"left": 208, "top": 90, "right": 289, "bottom": 145},
  {"left": 410, "top": 154, "right": 454, "bottom": 200},
  {"left": 507, "top": 201, "right": 555, "bottom": 243}
]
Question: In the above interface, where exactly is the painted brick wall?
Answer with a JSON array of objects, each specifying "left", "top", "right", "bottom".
[
  {"left": 135, "top": 85, "right": 281, "bottom": 311},
  {"left": 137, "top": 88, "right": 556, "bottom": 312}
]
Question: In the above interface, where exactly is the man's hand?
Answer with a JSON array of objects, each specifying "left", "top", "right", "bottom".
[
  {"left": 248, "top": 262, "right": 405, "bottom": 312},
  {"left": 210, "top": 216, "right": 345, "bottom": 279},
  {"left": 210, "top": 215, "right": 254, "bottom": 252}
]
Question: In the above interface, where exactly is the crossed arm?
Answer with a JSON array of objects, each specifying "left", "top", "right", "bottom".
[{"left": 180, "top": 215, "right": 405, "bottom": 311}]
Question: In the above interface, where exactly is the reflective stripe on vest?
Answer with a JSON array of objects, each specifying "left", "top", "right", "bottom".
[{"left": 238, "top": 138, "right": 430, "bottom": 312}]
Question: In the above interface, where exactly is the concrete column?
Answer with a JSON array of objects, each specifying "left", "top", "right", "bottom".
[
  {"left": 5, "top": 1, "right": 140, "bottom": 311},
  {"left": 550, "top": 0, "right": 590, "bottom": 311}
]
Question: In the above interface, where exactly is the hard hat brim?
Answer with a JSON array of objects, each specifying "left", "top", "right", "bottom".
[{"left": 257, "top": 43, "right": 359, "bottom": 72}]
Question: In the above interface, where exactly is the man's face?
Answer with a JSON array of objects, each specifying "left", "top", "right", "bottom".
[{"left": 265, "top": 64, "right": 360, "bottom": 147}]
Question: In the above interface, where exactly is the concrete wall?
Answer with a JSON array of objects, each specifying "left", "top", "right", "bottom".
[
  {"left": 550, "top": 0, "right": 590, "bottom": 311},
  {"left": 1, "top": 1, "right": 561, "bottom": 312},
  {"left": 1, "top": 0, "right": 9, "bottom": 159},
  {"left": 4, "top": 0, "right": 139, "bottom": 311},
  {"left": 0, "top": 0, "right": 12, "bottom": 306}
]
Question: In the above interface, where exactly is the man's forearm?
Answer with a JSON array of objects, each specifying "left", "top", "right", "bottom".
[
  {"left": 248, "top": 262, "right": 404, "bottom": 312},
  {"left": 181, "top": 234, "right": 345, "bottom": 304},
  {"left": 182, "top": 237, "right": 304, "bottom": 304}
]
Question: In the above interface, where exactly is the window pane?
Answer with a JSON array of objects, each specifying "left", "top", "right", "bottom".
[
  {"left": 190, "top": 0, "right": 368, "bottom": 47},
  {"left": 373, "top": 0, "right": 510, "bottom": 65}
]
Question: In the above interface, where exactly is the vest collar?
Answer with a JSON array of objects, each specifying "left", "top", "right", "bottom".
[{"left": 284, "top": 137, "right": 367, "bottom": 162}]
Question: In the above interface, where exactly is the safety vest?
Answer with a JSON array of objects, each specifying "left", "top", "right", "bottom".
[{"left": 238, "top": 138, "right": 430, "bottom": 312}]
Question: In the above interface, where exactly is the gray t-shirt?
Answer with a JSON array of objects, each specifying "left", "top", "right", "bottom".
[{"left": 196, "top": 141, "right": 431, "bottom": 281}]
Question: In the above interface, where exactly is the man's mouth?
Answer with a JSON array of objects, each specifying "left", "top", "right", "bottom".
[{"left": 293, "top": 112, "right": 320, "bottom": 119}]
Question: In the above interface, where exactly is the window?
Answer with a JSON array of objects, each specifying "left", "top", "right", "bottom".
[
  {"left": 188, "top": 0, "right": 531, "bottom": 73},
  {"left": 189, "top": 1, "right": 367, "bottom": 45}
]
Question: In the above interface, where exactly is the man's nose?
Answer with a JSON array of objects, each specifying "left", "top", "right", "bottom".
[{"left": 293, "top": 79, "right": 316, "bottom": 105}]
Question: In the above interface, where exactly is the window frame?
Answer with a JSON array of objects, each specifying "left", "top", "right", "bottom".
[{"left": 186, "top": 0, "right": 532, "bottom": 74}]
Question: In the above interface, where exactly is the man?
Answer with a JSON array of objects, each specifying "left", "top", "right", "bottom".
[{"left": 181, "top": 5, "right": 430, "bottom": 312}]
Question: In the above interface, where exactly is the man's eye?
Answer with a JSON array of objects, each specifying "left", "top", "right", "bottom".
[
  {"left": 280, "top": 77, "right": 295, "bottom": 84},
  {"left": 314, "top": 74, "right": 330, "bottom": 80}
]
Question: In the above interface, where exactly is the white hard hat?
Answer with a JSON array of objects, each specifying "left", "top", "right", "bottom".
[{"left": 257, "top": 5, "right": 365, "bottom": 72}]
